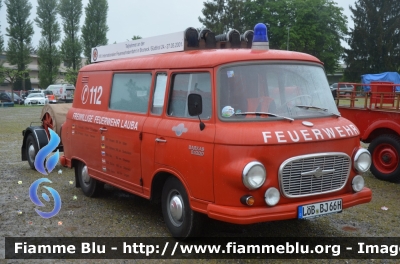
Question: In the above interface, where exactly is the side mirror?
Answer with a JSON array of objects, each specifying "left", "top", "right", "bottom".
[
  {"left": 188, "top": 93, "right": 203, "bottom": 116},
  {"left": 188, "top": 93, "right": 205, "bottom": 131}
]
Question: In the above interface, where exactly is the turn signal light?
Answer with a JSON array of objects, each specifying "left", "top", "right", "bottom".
[{"left": 240, "top": 195, "right": 255, "bottom": 206}]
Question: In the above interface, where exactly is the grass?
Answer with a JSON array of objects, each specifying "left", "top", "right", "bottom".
[
  {"left": 15, "top": 104, "right": 44, "bottom": 108},
  {"left": 4, "top": 103, "right": 57, "bottom": 108}
]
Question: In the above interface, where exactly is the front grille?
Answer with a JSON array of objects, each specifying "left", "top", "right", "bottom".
[{"left": 279, "top": 153, "right": 351, "bottom": 198}]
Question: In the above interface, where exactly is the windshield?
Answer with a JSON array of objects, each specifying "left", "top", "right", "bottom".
[
  {"left": 66, "top": 89, "right": 75, "bottom": 95},
  {"left": 7, "top": 92, "right": 22, "bottom": 99},
  {"left": 218, "top": 62, "right": 339, "bottom": 120},
  {"left": 28, "top": 93, "right": 44, "bottom": 98}
]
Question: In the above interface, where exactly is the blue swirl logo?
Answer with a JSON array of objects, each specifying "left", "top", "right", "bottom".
[
  {"left": 34, "top": 128, "right": 60, "bottom": 175},
  {"left": 29, "top": 178, "right": 62, "bottom": 218}
]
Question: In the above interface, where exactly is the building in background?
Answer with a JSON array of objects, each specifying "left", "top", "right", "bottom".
[
  {"left": 326, "top": 64, "right": 346, "bottom": 85},
  {"left": 0, "top": 53, "right": 85, "bottom": 92}
]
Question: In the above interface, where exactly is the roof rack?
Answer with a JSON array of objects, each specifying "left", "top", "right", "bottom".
[{"left": 90, "top": 25, "right": 266, "bottom": 63}]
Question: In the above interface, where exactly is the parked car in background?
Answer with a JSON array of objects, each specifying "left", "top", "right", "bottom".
[
  {"left": 43, "top": 90, "right": 57, "bottom": 104},
  {"left": 46, "top": 84, "right": 75, "bottom": 103},
  {"left": 24, "top": 93, "right": 49, "bottom": 105},
  {"left": 21, "top": 89, "right": 41, "bottom": 99},
  {"left": 0, "top": 92, "right": 24, "bottom": 105},
  {"left": 330, "top": 83, "right": 355, "bottom": 97}
]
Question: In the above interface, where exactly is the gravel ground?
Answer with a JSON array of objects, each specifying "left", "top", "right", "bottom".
[{"left": 0, "top": 106, "right": 399, "bottom": 264}]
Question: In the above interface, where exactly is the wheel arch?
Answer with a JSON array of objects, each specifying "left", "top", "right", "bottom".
[
  {"left": 150, "top": 170, "right": 191, "bottom": 204},
  {"left": 71, "top": 158, "right": 87, "bottom": 188},
  {"left": 362, "top": 120, "right": 400, "bottom": 143}
]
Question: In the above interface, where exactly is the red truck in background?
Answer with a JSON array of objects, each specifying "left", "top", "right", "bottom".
[{"left": 335, "top": 82, "right": 400, "bottom": 182}]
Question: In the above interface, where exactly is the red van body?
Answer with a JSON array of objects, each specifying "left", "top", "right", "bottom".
[{"left": 59, "top": 48, "right": 372, "bottom": 238}]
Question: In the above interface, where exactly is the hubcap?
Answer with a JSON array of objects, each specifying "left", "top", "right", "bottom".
[
  {"left": 168, "top": 192, "right": 183, "bottom": 226},
  {"left": 382, "top": 154, "right": 392, "bottom": 163},
  {"left": 373, "top": 144, "right": 399, "bottom": 173},
  {"left": 81, "top": 165, "right": 90, "bottom": 184},
  {"left": 28, "top": 144, "right": 36, "bottom": 162}
]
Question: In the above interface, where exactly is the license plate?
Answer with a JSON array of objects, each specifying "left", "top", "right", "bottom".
[{"left": 298, "top": 199, "right": 342, "bottom": 219}]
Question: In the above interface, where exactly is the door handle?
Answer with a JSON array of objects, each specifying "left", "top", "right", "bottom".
[
  {"left": 155, "top": 138, "right": 167, "bottom": 143},
  {"left": 99, "top": 127, "right": 108, "bottom": 132}
]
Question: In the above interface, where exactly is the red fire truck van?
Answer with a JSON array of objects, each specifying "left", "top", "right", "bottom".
[{"left": 22, "top": 24, "right": 372, "bottom": 239}]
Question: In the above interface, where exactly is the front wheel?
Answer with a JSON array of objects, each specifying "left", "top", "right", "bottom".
[
  {"left": 162, "top": 177, "right": 202, "bottom": 239},
  {"left": 76, "top": 161, "right": 103, "bottom": 197},
  {"left": 331, "top": 90, "right": 337, "bottom": 99},
  {"left": 26, "top": 134, "right": 38, "bottom": 169},
  {"left": 368, "top": 134, "right": 400, "bottom": 182}
]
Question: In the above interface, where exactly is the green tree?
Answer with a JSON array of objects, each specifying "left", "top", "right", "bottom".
[
  {"left": 4, "top": 0, "right": 34, "bottom": 91},
  {"left": 242, "top": 0, "right": 289, "bottom": 47},
  {"left": 343, "top": 0, "right": 400, "bottom": 82},
  {"left": 132, "top": 35, "right": 142, "bottom": 40},
  {"left": 14, "top": 73, "right": 32, "bottom": 90},
  {"left": 199, "top": 0, "right": 347, "bottom": 74},
  {"left": 59, "top": 0, "right": 83, "bottom": 73},
  {"left": 0, "top": 0, "right": 4, "bottom": 54},
  {"left": 64, "top": 67, "right": 78, "bottom": 85},
  {"left": 81, "top": 0, "right": 109, "bottom": 65},
  {"left": 35, "top": 0, "right": 61, "bottom": 88},
  {"left": 287, "top": 0, "right": 347, "bottom": 74},
  {"left": 0, "top": 68, "right": 29, "bottom": 95},
  {"left": 198, "top": 0, "right": 247, "bottom": 33}
]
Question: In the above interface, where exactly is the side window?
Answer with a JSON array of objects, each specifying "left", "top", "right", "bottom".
[
  {"left": 167, "top": 72, "right": 212, "bottom": 119},
  {"left": 109, "top": 73, "right": 152, "bottom": 113},
  {"left": 151, "top": 73, "right": 167, "bottom": 115}
]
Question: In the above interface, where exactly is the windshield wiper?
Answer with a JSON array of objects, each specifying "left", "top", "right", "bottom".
[
  {"left": 295, "top": 105, "right": 341, "bottom": 117},
  {"left": 295, "top": 105, "right": 328, "bottom": 111},
  {"left": 235, "top": 112, "right": 294, "bottom": 122}
]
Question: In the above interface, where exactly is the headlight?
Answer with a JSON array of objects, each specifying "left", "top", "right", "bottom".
[
  {"left": 352, "top": 175, "right": 365, "bottom": 192},
  {"left": 264, "top": 187, "right": 280, "bottom": 206},
  {"left": 242, "top": 161, "right": 266, "bottom": 190},
  {"left": 354, "top": 149, "right": 371, "bottom": 172}
]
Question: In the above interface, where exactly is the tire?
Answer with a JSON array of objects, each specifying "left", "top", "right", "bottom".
[
  {"left": 26, "top": 134, "right": 39, "bottom": 169},
  {"left": 331, "top": 90, "right": 337, "bottom": 99},
  {"left": 368, "top": 134, "right": 400, "bottom": 182},
  {"left": 76, "top": 161, "right": 103, "bottom": 197},
  {"left": 161, "top": 177, "right": 202, "bottom": 239}
]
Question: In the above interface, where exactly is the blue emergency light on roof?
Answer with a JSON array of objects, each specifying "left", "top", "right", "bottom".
[{"left": 252, "top": 23, "right": 269, "bottom": 50}]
